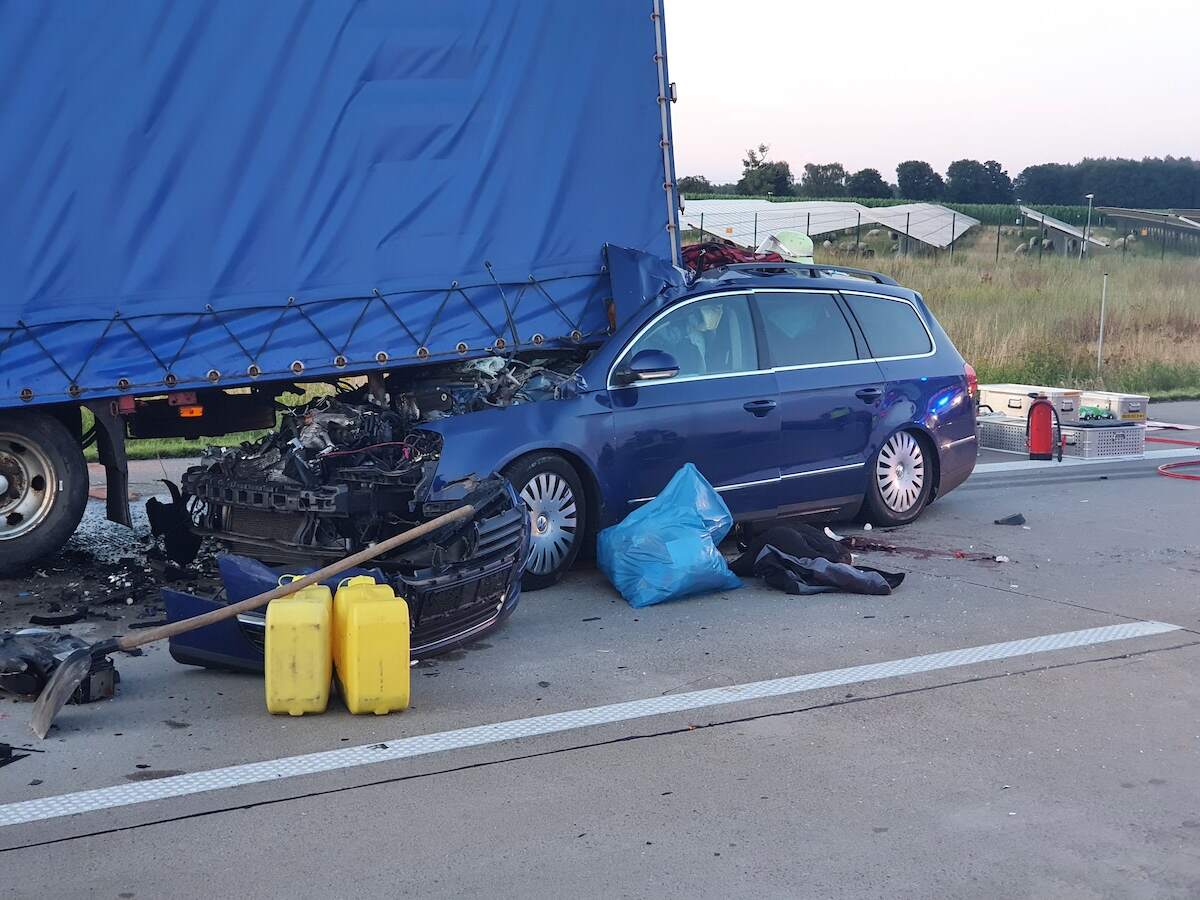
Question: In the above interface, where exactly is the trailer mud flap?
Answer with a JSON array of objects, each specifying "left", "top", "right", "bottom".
[{"left": 84, "top": 400, "right": 130, "bottom": 527}]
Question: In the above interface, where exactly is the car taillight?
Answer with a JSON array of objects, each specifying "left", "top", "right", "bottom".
[{"left": 964, "top": 362, "right": 978, "bottom": 399}]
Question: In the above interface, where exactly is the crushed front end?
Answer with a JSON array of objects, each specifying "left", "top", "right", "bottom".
[
  {"left": 173, "top": 355, "right": 586, "bottom": 658},
  {"left": 170, "top": 359, "right": 598, "bottom": 660},
  {"left": 169, "top": 473, "right": 526, "bottom": 665},
  {"left": 182, "top": 400, "right": 450, "bottom": 568},
  {"left": 182, "top": 354, "right": 584, "bottom": 566}
]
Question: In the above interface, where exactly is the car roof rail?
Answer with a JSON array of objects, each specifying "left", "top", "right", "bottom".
[{"left": 705, "top": 262, "right": 900, "bottom": 287}]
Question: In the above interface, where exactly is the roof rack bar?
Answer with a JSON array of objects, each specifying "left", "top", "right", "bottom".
[{"left": 709, "top": 262, "right": 899, "bottom": 287}]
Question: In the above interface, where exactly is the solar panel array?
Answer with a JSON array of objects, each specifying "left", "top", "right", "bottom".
[
  {"left": 866, "top": 203, "right": 980, "bottom": 249},
  {"left": 680, "top": 200, "right": 869, "bottom": 247},
  {"left": 1020, "top": 206, "right": 1109, "bottom": 246},
  {"left": 1096, "top": 207, "right": 1200, "bottom": 234},
  {"left": 680, "top": 199, "right": 978, "bottom": 249}
]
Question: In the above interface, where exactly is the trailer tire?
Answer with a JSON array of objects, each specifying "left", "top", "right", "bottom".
[
  {"left": 503, "top": 453, "right": 586, "bottom": 592},
  {"left": 0, "top": 412, "right": 89, "bottom": 571}
]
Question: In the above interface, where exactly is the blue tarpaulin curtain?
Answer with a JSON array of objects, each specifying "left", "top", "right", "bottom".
[{"left": 0, "top": 1, "right": 675, "bottom": 405}]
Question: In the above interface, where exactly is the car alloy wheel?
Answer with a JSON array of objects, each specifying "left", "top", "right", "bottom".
[
  {"left": 875, "top": 431, "right": 925, "bottom": 515},
  {"left": 519, "top": 471, "right": 578, "bottom": 576}
]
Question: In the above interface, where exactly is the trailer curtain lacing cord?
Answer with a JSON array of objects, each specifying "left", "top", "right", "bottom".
[{"left": 1145, "top": 435, "right": 1200, "bottom": 481}]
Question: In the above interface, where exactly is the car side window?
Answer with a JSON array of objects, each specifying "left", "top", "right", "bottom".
[
  {"left": 842, "top": 293, "right": 933, "bottom": 358},
  {"left": 624, "top": 294, "right": 757, "bottom": 379},
  {"left": 753, "top": 292, "right": 859, "bottom": 367}
]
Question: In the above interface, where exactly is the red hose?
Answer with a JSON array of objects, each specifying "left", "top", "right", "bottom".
[
  {"left": 1157, "top": 460, "right": 1200, "bottom": 481},
  {"left": 1145, "top": 436, "right": 1200, "bottom": 447},
  {"left": 1146, "top": 435, "right": 1200, "bottom": 480}
]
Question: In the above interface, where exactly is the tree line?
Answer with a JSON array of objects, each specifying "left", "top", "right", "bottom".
[{"left": 679, "top": 145, "right": 1200, "bottom": 208}]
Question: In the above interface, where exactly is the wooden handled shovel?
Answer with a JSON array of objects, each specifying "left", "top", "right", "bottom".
[{"left": 30, "top": 504, "right": 476, "bottom": 738}]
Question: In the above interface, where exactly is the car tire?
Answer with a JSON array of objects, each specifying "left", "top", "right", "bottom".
[
  {"left": 863, "top": 429, "right": 933, "bottom": 527},
  {"left": 503, "top": 453, "right": 586, "bottom": 592},
  {"left": 0, "top": 412, "right": 89, "bottom": 571}
]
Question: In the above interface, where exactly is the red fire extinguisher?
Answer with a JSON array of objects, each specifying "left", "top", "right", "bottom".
[{"left": 1026, "top": 393, "right": 1063, "bottom": 461}]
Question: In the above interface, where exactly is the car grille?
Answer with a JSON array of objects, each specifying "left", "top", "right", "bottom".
[
  {"left": 239, "top": 564, "right": 515, "bottom": 656},
  {"left": 473, "top": 506, "right": 526, "bottom": 562},
  {"left": 241, "top": 621, "right": 265, "bottom": 653},
  {"left": 411, "top": 563, "right": 508, "bottom": 615},
  {"left": 236, "top": 507, "right": 526, "bottom": 656},
  {"left": 227, "top": 507, "right": 306, "bottom": 543}
]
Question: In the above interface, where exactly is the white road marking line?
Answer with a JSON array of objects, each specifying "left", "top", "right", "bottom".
[{"left": 0, "top": 620, "right": 1180, "bottom": 829}]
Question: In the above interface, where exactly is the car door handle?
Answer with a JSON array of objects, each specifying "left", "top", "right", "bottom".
[
  {"left": 743, "top": 399, "right": 777, "bottom": 416},
  {"left": 855, "top": 388, "right": 883, "bottom": 402}
]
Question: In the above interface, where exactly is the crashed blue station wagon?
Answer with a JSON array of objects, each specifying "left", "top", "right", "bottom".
[{"left": 183, "top": 261, "right": 978, "bottom": 601}]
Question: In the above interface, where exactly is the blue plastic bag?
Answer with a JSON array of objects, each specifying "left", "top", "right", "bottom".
[{"left": 597, "top": 463, "right": 742, "bottom": 608}]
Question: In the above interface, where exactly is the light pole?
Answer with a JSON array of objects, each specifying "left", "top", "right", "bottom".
[
  {"left": 1080, "top": 193, "right": 1094, "bottom": 261},
  {"left": 764, "top": 192, "right": 773, "bottom": 250}
]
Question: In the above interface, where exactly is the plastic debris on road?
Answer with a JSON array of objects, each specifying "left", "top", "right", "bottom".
[
  {"left": 597, "top": 464, "right": 741, "bottom": 608},
  {"left": 0, "top": 630, "right": 118, "bottom": 703}
]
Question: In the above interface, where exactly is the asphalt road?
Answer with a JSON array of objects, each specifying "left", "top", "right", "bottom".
[{"left": 2, "top": 414, "right": 1200, "bottom": 897}]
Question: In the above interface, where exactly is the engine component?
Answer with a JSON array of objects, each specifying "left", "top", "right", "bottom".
[
  {"left": 390, "top": 353, "right": 587, "bottom": 417},
  {"left": 181, "top": 352, "right": 587, "bottom": 569}
]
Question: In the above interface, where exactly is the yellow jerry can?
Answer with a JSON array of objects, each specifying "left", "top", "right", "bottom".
[
  {"left": 264, "top": 581, "right": 333, "bottom": 716},
  {"left": 333, "top": 576, "right": 410, "bottom": 715}
]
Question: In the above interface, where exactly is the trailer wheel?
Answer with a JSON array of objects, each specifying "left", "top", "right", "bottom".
[
  {"left": 0, "top": 412, "right": 89, "bottom": 570},
  {"left": 503, "top": 453, "right": 586, "bottom": 592}
]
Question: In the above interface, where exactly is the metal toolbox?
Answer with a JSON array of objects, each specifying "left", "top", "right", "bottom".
[
  {"left": 978, "top": 384, "right": 1082, "bottom": 423},
  {"left": 1080, "top": 390, "right": 1150, "bottom": 422},
  {"left": 977, "top": 414, "right": 1144, "bottom": 459}
]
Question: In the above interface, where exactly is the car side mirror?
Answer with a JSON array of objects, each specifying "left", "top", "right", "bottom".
[{"left": 616, "top": 349, "right": 680, "bottom": 384}]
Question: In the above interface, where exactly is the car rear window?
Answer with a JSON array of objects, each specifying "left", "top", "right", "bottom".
[
  {"left": 754, "top": 292, "right": 859, "bottom": 367},
  {"left": 843, "top": 293, "right": 933, "bottom": 358}
]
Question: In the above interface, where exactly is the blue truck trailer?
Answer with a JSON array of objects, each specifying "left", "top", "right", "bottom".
[{"left": 0, "top": 1, "right": 680, "bottom": 570}]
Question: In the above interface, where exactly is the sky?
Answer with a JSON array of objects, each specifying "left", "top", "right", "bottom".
[{"left": 666, "top": 0, "right": 1200, "bottom": 185}]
